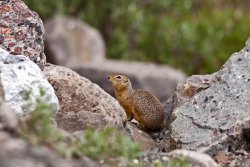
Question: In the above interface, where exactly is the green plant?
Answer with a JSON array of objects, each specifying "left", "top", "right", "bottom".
[
  {"left": 21, "top": 101, "right": 59, "bottom": 145},
  {"left": 152, "top": 161, "right": 166, "bottom": 167},
  {"left": 20, "top": 90, "right": 142, "bottom": 165},
  {"left": 168, "top": 156, "right": 191, "bottom": 167},
  {"left": 78, "top": 127, "right": 142, "bottom": 161}
]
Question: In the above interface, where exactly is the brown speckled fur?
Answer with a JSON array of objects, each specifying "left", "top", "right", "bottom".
[{"left": 108, "top": 74, "right": 164, "bottom": 132}]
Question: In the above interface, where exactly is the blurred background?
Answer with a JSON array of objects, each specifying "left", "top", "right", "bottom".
[
  {"left": 22, "top": 0, "right": 250, "bottom": 102},
  {"left": 23, "top": 0, "right": 250, "bottom": 75}
]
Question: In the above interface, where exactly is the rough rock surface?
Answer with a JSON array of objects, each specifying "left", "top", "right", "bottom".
[
  {"left": 140, "top": 150, "right": 220, "bottom": 167},
  {"left": 122, "top": 122, "right": 161, "bottom": 151},
  {"left": 168, "top": 38, "right": 250, "bottom": 155},
  {"left": 45, "top": 16, "right": 105, "bottom": 67},
  {"left": 214, "top": 150, "right": 250, "bottom": 167},
  {"left": 75, "top": 60, "right": 186, "bottom": 103},
  {"left": 55, "top": 110, "right": 162, "bottom": 151},
  {"left": 0, "top": 104, "right": 103, "bottom": 167},
  {"left": 0, "top": 48, "right": 59, "bottom": 115},
  {"left": 0, "top": 133, "right": 102, "bottom": 167},
  {"left": 0, "top": 0, "right": 46, "bottom": 69},
  {"left": 43, "top": 63, "right": 161, "bottom": 151},
  {"left": 43, "top": 63, "right": 124, "bottom": 125}
]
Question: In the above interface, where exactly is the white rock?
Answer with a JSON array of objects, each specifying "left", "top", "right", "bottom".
[
  {"left": 168, "top": 150, "right": 220, "bottom": 167},
  {"left": 0, "top": 48, "right": 59, "bottom": 115}
]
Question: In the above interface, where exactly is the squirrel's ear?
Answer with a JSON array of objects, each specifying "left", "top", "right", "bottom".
[{"left": 124, "top": 78, "right": 128, "bottom": 82}]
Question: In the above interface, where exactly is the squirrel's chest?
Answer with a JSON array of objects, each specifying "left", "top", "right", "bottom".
[{"left": 116, "top": 93, "right": 134, "bottom": 110}]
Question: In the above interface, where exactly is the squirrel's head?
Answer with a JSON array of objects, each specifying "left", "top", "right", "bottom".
[{"left": 108, "top": 74, "right": 132, "bottom": 91}]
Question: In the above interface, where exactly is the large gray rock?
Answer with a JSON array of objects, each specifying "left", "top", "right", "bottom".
[
  {"left": 45, "top": 16, "right": 105, "bottom": 67},
  {"left": 168, "top": 38, "right": 250, "bottom": 155},
  {"left": 0, "top": 48, "right": 59, "bottom": 115},
  {"left": 0, "top": 0, "right": 46, "bottom": 69},
  {"left": 75, "top": 60, "right": 186, "bottom": 103}
]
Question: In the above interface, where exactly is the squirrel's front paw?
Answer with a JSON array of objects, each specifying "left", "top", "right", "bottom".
[{"left": 122, "top": 119, "right": 127, "bottom": 126}]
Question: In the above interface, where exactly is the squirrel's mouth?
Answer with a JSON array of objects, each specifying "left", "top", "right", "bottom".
[
  {"left": 108, "top": 74, "right": 115, "bottom": 81},
  {"left": 108, "top": 77, "right": 112, "bottom": 83}
]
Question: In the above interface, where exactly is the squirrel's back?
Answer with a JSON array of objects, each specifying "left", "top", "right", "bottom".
[{"left": 132, "top": 90, "right": 164, "bottom": 132}]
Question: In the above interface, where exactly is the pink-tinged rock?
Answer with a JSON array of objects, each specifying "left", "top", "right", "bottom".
[{"left": 0, "top": 0, "right": 46, "bottom": 69}]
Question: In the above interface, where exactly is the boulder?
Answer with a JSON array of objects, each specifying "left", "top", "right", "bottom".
[
  {"left": 43, "top": 63, "right": 161, "bottom": 151},
  {"left": 75, "top": 60, "right": 186, "bottom": 103},
  {"left": 167, "top": 38, "right": 250, "bottom": 155},
  {"left": 43, "top": 63, "right": 124, "bottom": 127},
  {"left": 0, "top": 0, "right": 46, "bottom": 69},
  {"left": 45, "top": 16, "right": 105, "bottom": 67},
  {"left": 0, "top": 48, "right": 59, "bottom": 115}
]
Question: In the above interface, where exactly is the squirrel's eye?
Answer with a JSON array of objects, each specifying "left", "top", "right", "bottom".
[{"left": 116, "top": 76, "right": 121, "bottom": 79}]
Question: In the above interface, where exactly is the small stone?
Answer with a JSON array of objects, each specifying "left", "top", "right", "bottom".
[
  {"left": 235, "top": 149, "right": 248, "bottom": 156},
  {"left": 214, "top": 151, "right": 228, "bottom": 166},
  {"left": 133, "top": 159, "right": 139, "bottom": 164}
]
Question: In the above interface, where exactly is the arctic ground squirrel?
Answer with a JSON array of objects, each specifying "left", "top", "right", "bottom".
[{"left": 108, "top": 74, "right": 164, "bottom": 133}]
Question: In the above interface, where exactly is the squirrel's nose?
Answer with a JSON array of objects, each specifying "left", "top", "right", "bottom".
[{"left": 108, "top": 76, "right": 110, "bottom": 80}]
